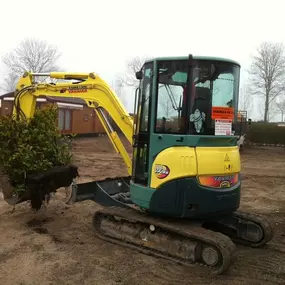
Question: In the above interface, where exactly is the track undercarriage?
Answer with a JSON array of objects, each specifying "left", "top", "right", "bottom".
[{"left": 67, "top": 177, "right": 274, "bottom": 275}]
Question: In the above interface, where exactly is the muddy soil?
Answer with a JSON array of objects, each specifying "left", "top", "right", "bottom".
[{"left": 1, "top": 137, "right": 285, "bottom": 285}]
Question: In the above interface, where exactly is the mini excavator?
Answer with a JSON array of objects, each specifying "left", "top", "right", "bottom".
[{"left": 12, "top": 55, "right": 273, "bottom": 275}]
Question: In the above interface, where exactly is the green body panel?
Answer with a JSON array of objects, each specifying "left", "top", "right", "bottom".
[
  {"left": 145, "top": 56, "right": 241, "bottom": 67},
  {"left": 150, "top": 134, "right": 237, "bottom": 153},
  {"left": 130, "top": 175, "right": 241, "bottom": 217},
  {"left": 130, "top": 181, "right": 155, "bottom": 209}
]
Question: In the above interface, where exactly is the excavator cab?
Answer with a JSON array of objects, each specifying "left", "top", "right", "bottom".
[{"left": 130, "top": 55, "right": 242, "bottom": 218}]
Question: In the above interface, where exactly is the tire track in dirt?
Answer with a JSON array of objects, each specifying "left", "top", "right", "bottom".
[
  {"left": 70, "top": 139, "right": 285, "bottom": 284},
  {"left": 1, "top": 138, "right": 285, "bottom": 284}
]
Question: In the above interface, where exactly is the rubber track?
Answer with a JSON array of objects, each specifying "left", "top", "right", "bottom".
[
  {"left": 92, "top": 206, "right": 236, "bottom": 275},
  {"left": 230, "top": 210, "right": 274, "bottom": 247}
]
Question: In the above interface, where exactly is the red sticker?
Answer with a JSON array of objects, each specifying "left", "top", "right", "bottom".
[{"left": 212, "top": 107, "right": 234, "bottom": 120}]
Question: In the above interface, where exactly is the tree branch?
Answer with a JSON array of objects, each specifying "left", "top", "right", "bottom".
[
  {"left": 117, "top": 55, "right": 153, "bottom": 88},
  {"left": 2, "top": 38, "right": 62, "bottom": 91},
  {"left": 248, "top": 41, "right": 285, "bottom": 122}
]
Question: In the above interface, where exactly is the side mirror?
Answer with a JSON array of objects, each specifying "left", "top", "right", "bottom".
[
  {"left": 248, "top": 118, "right": 252, "bottom": 126},
  {"left": 136, "top": 70, "right": 143, "bottom": 80}
]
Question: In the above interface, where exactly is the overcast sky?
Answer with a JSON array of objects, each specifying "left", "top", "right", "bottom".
[{"left": 0, "top": 0, "right": 284, "bottom": 120}]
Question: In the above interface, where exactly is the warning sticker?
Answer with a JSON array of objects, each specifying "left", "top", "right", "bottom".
[
  {"left": 215, "top": 119, "right": 232, "bottom": 136},
  {"left": 212, "top": 107, "right": 234, "bottom": 120},
  {"left": 224, "top": 154, "right": 230, "bottom": 162}
]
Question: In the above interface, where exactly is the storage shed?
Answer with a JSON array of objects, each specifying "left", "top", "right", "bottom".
[{"left": 0, "top": 92, "right": 107, "bottom": 135}]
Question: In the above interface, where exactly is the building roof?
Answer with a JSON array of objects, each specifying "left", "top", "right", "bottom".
[{"left": 0, "top": 92, "right": 14, "bottom": 98}]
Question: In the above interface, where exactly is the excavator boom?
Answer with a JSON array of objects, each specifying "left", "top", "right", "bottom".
[{"left": 13, "top": 71, "right": 134, "bottom": 175}]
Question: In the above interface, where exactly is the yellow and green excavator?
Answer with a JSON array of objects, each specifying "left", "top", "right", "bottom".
[{"left": 11, "top": 55, "right": 273, "bottom": 275}]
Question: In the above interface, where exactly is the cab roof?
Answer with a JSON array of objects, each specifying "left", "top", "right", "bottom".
[{"left": 145, "top": 55, "right": 240, "bottom": 67}]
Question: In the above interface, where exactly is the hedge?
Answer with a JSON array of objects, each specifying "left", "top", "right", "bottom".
[{"left": 247, "top": 122, "right": 285, "bottom": 145}]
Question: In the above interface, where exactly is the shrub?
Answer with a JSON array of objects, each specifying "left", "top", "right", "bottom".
[{"left": 0, "top": 104, "right": 74, "bottom": 198}]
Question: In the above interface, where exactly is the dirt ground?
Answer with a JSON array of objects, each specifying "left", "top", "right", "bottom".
[{"left": 1, "top": 136, "right": 285, "bottom": 285}]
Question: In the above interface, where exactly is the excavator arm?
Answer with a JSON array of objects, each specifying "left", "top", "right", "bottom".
[{"left": 13, "top": 71, "right": 134, "bottom": 175}]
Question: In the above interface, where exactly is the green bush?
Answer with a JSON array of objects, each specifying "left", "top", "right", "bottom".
[
  {"left": 248, "top": 122, "right": 285, "bottom": 145},
  {"left": 0, "top": 104, "right": 74, "bottom": 197}
]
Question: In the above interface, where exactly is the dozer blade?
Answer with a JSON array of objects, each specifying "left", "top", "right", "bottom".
[
  {"left": 66, "top": 177, "right": 132, "bottom": 208},
  {"left": 92, "top": 206, "right": 236, "bottom": 275},
  {"left": 203, "top": 210, "right": 274, "bottom": 248}
]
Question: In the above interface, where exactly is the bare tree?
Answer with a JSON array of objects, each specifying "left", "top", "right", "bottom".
[
  {"left": 248, "top": 41, "right": 285, "bottom": 122},
  {"left": 2, "top": 38, "right": 61, "bottom": 92},
  {"left": 111, "top": 78, "right": 127, "bottom": 107},
  {"left": 239, "top": 81, "right": 253, "bottom": 113},
  {"left": 257, "top": 96, "right": 280, "bottom": 122},
  {"left": 159, "top": 96, "right": 175, "bottom": 118},
  {"left": 118, "top": 55, "right": 153, "bottom": 88},
  {"left": 0, "top": 73, "right": 18, "bottom": 93},
  {"left": 276, "top": 97, "right": 285, "bottom": 122}
]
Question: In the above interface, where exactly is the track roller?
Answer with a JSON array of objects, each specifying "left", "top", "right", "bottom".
[{"left": 92, "top": 206, "right": 236, "bottom": 275}]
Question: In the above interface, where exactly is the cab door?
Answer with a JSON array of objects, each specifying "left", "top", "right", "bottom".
[{"left": 132, "top": 63, "right": 153, "bottom": 185}]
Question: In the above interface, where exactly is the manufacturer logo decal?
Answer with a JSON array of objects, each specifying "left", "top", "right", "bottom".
[
  {"left": 68, "top": 85, "right": 88, "bottom": 93},
  {"left": 220, "top": 181, "right": 231, "bottom": 188},
  {"left": 154, "top": 164, "right": 170, "bottom": 179},
  {"left": 198, "top": 174, "right": 239, "bottom": 189}
]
